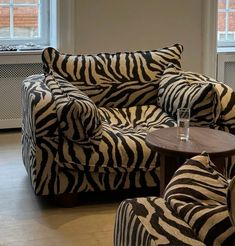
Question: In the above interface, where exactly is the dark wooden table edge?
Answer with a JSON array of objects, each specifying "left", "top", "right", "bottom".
[{"left": 146, "top": 139, "right": 235, "bottom": 159}]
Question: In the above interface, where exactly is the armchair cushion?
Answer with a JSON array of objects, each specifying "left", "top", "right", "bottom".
[
  {"left": 164, "top": 152, "right": 235, "bottom": 245},
  {"left": 42, "top": 44, "right": 184, "bottom": 84},
  {"left": 178, "top": 70, "right": 235, "bottom": 133},
  {"left": 42, "top": 44, "right": 184, "bottom": 108},
  {"left": 157, "top": 63, "right": 221, "bottom": 127},
  {"left": 45, "top": 71, "right": 102, "bottom": 145},
  {"left": 114, "top": 197, "right": 205, "bottom": 246},
  {"left": 74, "top": 80, "right": 160, "bottom": 108},
  {"left": 114, "top": 153, "right": 235, "bottom": 246},
  {"left": 56, "top": 105, "right": 177, "bottom": 171}
]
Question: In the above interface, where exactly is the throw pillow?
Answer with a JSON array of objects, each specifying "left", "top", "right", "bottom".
[
  {"left": 44, "top": 71, "right": 102, "bottom": 145},
  {"left": 157, "top": 63, "right": 221, "bottom": 126}
]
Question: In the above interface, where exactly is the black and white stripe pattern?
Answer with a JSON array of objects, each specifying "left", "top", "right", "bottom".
[
  {"left": 21, "top": 45, "right": 235, "bottom": 198},
  {"left": 114, "top": 197, "right": 205, "bottom": 246},
  {"left": 57, "top": 105, "right": 176, "bottom": 171},
  {"left": 114, "top": 153, "right": 235, "bottom": 245},
  {"left": 157, "top": 63, "right": 221, "bottom": 127},
  {"left": 227, "top": 176, "right": 235, "bottom": 227},
  {"left": 156, "top": 63, "right": 235, "bottom": 178},
  {"left": 75, "top": 80, "right": 160, "bottom": 108},
  {"left": 42, "top": 44, "right": 183, "bottom": 84},
  {"left": 45, "top": 71, "right": 102, "bottom": 145},
  {"left": 164, "top": 152, "right": 235, "bottom": 245},
  {"left": 42, "top": 45, "right": 184, "bottom": 108}
]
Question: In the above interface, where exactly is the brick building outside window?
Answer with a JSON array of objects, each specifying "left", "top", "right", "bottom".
[
  {"left": 0, "top": 0, "right": 49, "bottom": 46},
  {"left": 218, "top": 0, "right": 235, "bottom": 46}
]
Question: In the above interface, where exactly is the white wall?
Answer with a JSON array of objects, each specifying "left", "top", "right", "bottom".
[
  {"left": 74, "top": 0, "right": 204, "bottom": 73},
  {"left": 55, "top": 0, "right": 76, "bottom": 54}
]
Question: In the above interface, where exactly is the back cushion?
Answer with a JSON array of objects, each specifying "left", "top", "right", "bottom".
[
  {"left": 72, "top": 80, "right": 160, "bottom": 107},
  {"left": 42, "top": 44, "right": 183, "bottom": 107}
]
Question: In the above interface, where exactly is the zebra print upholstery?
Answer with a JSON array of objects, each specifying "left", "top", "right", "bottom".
[
  {"left": 162, "top": 63, "right": 235, "bottom": 135},
  {"left": 157, "top": 63, "right": 235, "bottom": 177},
  {"left": 45, "top": 71, "right": 103, "bottom": 145},
  {"left": 227, "top": 176, "right": 235, "bottom": 227},
  {"left": 21, "top": 44, "right": 235, "bottom": 197},
  {"left": 157, "top": 63, "right": 221, "bottom": 127},
  {"left": 114, "top": 197, "right": 205, "bottom": 246},
  {"left": 114, "top": 153, "right": 235, "bottom": 246}
]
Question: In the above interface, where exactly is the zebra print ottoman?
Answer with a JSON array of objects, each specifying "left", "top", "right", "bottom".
[{"left": 114, "top": 152, "right": 235, "bottom": 246}]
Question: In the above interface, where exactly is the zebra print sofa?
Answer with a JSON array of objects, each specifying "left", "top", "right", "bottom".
[
  {"left": 114, "top": 152, "right": 235, "bottom": 245},
  {"left": 21, "top": 44, "right": 235, "bottom": 198}
]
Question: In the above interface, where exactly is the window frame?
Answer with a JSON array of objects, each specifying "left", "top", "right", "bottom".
[
  {"left": 217, "top": 0, "right": 235, "bottom": 47},
  {"left": 0, "top": 0, "right": 50, "bottom": 46}
]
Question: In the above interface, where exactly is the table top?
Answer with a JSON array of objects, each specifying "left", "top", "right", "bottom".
[{"left": 145, "top": 127, "right": 235, "bottom": 158}]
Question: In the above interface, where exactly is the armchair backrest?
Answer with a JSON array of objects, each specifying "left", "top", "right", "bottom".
[
  {"left": 42, "top": 44, "right": 183, "bottom": 83},
  {"left": 42, "top": 44, "right": 184, "bottom": 107}
]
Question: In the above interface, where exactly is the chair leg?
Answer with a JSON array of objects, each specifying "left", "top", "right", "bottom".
[{"left": 53, "top": 193, "right": 79, "bottom": 207}]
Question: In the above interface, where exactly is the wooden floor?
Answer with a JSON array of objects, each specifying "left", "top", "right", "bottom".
[{"left": 0, "top": 130, "right": 120, "bottom": 246}]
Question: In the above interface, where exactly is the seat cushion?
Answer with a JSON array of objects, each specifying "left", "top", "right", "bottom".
[
  {"left": 157, "top": 63, "right": 221, "bottom": 127},
  {"left": 98, "top": 104, "right": 177, "bottom": 133},
  {"left": 56, "top": 105, "right": 176, "bottom": 172},
  {"left": 164, "top": 152, "right": 235, "bottom": 245}
]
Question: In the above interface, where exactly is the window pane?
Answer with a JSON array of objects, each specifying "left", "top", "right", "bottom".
[
  {"left": 227, "top": 33, "right": 235, "bottom": 41},
  {"left": 230, "top": 0, "right": 235, "bottom": 9},
  {"left": 218, "top": 12, "right": 226, "bottom": 32},
  {"left": 13, "top": 6, "right": 38, "bottom": 38},
  {"left": 218, "top": 0, "right": 226, "bottom": 9},
  {"left": 229, "top": 12, "right": 235, "bottom": 32},
  {"left": 0, "top": 6, "right": 10, "bottom": 38},
  {"left": 218, "top": 33, "right": 226, "bottom": 41},
  {"left": 0, "top": 0, "right": 49, "bottom": 46},
  {"left": 13, "top": 0, "right": 39, "bottom": 4}
]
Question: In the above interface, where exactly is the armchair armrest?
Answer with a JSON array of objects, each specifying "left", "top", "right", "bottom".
[
  {"left": 158, "top": 63, "right": 235, "bottom": 133},
  {"left": 45, "top": 71, "right": 103, "bottom": 146},
  {"left": 208, "top": 79, "right": 235, "bottom": 134},
  {"left": 188, "top": 73, "right": 235, "bottom": 134},
  {"left": 22, "top": 74, "right": 58, "bottom": 139},
  {"left": 22, "top": 74, "right": 59, "bottom": 194}
]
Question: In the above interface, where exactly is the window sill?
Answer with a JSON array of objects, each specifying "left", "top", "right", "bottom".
[
  {"left": 217, "top": 47, "right": 235, "bottom": 53},
  {"left": 0, "top": 49, "right": 43, "bottom": 64},
  {"left": 0, "top": 49, "right": 44, "bottom": 56}
]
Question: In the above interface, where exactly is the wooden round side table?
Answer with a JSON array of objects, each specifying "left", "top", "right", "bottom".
[{"left": 145, "top": 127, "right": 235, "bottom": 196}]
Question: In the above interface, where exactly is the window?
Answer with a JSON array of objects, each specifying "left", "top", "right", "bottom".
[
  {"left": 218, "top": 0, "right": 235, "bottom": 47},
  {"left": 0, "top": 0, "right": 49, "bottom": 47}
]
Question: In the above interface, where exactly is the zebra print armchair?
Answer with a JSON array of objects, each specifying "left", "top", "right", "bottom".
[
  {"left": 21, "top": 44, "right": 235, "bottom": 200},
  {"left": 114, "top": 152, "right": 235, "bottom": 245}
]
